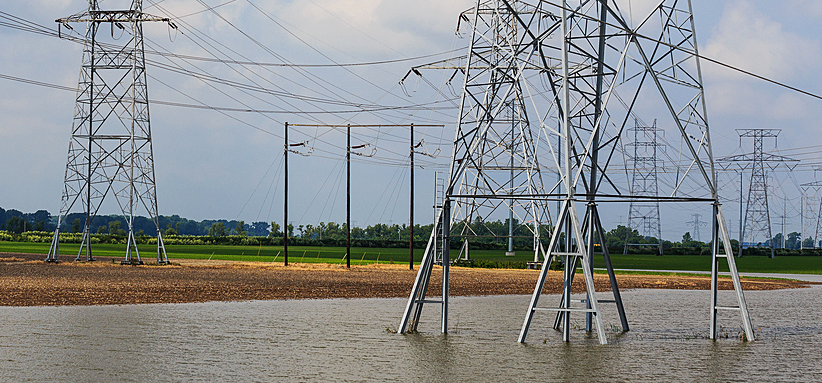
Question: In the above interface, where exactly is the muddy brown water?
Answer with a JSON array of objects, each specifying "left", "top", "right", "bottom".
[{"left": 1, "top": 286, "right": 820, "bottom": 381}]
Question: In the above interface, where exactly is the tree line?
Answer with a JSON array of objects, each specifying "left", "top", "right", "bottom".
[
  {"left": 0, "top": 207, "right": 437, "bottom": 243},
  {"left": 0, "top": 207, "right": 267, "bottom": 237},
  {"left": 1, "top": 206, "right": 818, "bottom": 251}
]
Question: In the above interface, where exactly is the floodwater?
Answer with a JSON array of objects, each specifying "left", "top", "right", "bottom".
[{"left": 1, "top": 286, "right": 821, "bottom": 382}]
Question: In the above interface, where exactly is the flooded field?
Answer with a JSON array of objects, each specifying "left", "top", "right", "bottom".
[{"left": 1, "top": 286, "right": 820, "bottom": 382}]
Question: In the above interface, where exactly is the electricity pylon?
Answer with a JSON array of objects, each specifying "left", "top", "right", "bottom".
[
  {"left": 686, "top": 213, "right": 707, "bottom": 242},
  {"left": 398, "top": 0, "right": 556, "bottom": 335},
  {"left": 399, "top": 0, "right": 754, "bottom": 344},
  {"left": 47, "top": 1, "right": 172, "bottom": 264},
  {"left": 401, "top": 36, "right": 553, "bottom": 266},
  {"left": 718, "top": 129, "right": 798, "bottom": 258},
  {"left": 625, "top": 120, "right": 664, "bottom": 256},
  {"left": 800, "top": 179, "right": 822, "bottom": 249}
]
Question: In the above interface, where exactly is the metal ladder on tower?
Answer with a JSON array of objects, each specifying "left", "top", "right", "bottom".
[
  {"left": 519, "top": 202, "right": 628, "bottom": 345},
  {"left": 551, "top": 205, "right": 629, "bottom": 335},
  {"left": 710, "top": 205, "right": 755, "bottom": 340},
  {"left": 433, "top": 172, "right": 445, "bottom": 265}
]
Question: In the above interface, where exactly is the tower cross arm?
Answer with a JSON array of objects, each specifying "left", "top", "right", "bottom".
[
  {"left": 801, "top": 180, "right": 822, "bottom": 187},
  {"left": 717, "top": 152, "right": 799, "bottom": 164},
  {"left": 760, "top": 153, "right": 800, "bottom": 163},
  {"left": 57, "top": 10, "right": 171, "bottom": 24},
  {"left": 735, "top": 128, "right": 781, "bottom": 137}
]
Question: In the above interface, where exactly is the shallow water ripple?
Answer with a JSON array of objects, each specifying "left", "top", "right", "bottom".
[{"left": 0, "top": 286, "right": 820, "bottom": 381}]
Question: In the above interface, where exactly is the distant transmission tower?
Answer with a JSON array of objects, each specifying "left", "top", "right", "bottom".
[
  {"left": 718, "top": 129, "right": 798, "bottom": 258},
  {"left": 686, "top": 213, "right": 707, "bottom": 242},
  {"left": 800, "top": 177, "right": 822, "bottom": 249},
  {"left": 47, "top": 1, "right": 173, "bottom": 264},
  {"left": 400, "top": 0, "right": 754, "bottom": 344},
  {"left": 625, "top": 120, "right": 663, "bottom": 256}
]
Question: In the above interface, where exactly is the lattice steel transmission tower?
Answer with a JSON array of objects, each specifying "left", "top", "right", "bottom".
[
  {"left": 399, "top": 0, "right": 556, "bottom": 336},
  {"left": 403, "top": 23, "right": 554, "bottom": 266},
  {"left": 400, "top": 0, "right": 754, "bottom": 344},
  {"left": 46, "top": 0, "right": 172, "bottom": 264},
  {"left": 800, "top": 178, "right": 822, "bottom": 249},
  {"left": 686, "top": 213, "right": 707, "bottom": 242},
  {"left": 718, "top": 129, "right": 798, "bottom": 258},
  {"left": 625, "top": 120, "right": 663, "bottom": 256}
]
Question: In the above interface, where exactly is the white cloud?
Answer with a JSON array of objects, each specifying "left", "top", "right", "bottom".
[
  {"left": 700, "top": 0, "right": 822, "bottom": 126},
  {"left": 703, "top": 0, "right": 821, "bottom": 82},
  {"left": 787, "top": 0, "right": 822, "bottom": 20},
  {"left": 768, "top": 92, "right": 810, "bottom": 120},
  {"left": 612, "top": 0, "right": 666, "bottom": 27},
  {"left": 269, "top": 0, "right": 473, "bottom": 57},
  {"left": 705, "top": 82, "right": 810, "bottom": 122},
  {"left": 36, "top": 0, "right": 73, "bottom": 11}
]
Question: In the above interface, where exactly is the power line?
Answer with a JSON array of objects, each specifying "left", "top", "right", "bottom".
[
  {"left": 539, "top": 0, "right": 822, "bottom": 103},
  {"left": 0, "top": 71, "right": 456, "bottom": 115},
  {"left": 1, "top": 9, "right": 463, "bottom": 68}
]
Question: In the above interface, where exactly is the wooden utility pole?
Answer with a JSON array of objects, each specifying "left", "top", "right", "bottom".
[
  {"left": 285, "top": 123, "right": 443, "bottom": 270},
  {"left": 284, "top": 122, "right": 289, "bottom": 266},
  {"left": 347, "top": 123, "right": 351, "bottom": 268},
  {"left": 410, "top": 123, "right": 415, "bottom": 270}
]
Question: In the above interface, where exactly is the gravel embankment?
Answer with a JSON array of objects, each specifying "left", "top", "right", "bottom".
[{"left": 0, "top": 253, "right": 813, "bottom": 307}]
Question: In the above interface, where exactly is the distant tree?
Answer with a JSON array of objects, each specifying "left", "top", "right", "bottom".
[
  {"left": 4, "top": 216, "right": 26, "bottom": 234},
  {"left": 268, "top": 222, "right": 281, "bottom": 238},
  {"left": 682, "top": 232, "right": 693, "bottom": 244},
  {"left": 786, "top": 232, "right": 801, "bottom": 250},
  {"left": 323, "top": 222, "right": 345, "bottom": 240},
  {"left": 604, "top": 225, "right": 641, "bottom": 248},
  {"left": 767, "top": 233, "right": 783, "bottom": 249},
  {"left": 30, "top": 210, "right": 50, "bottom": 226},
  {"left": 233, "top": 220, "right": 247, "bottom": 236},
  {"left": 164, "top": 223, "right": 178, "bottom": 236},
  {"left": 249, "top": 221, "right": 269, "bottom": 236},
  {"left": 97, "top": 225, "right": 107, "bottom": 234},
  {"left": 108, "top": 220, "right": 124, "bottom": 235},
  {"left": 351, "top": 226, "right": 365, "bottom": 239},
  {"left": 71, "top": 218, "right": 82, "bottom": 233},
  {"left": 208, "top": 222, "right": 227, "bottom": 237},
  {"left": 803, "top": 237, "right": 815, "bottom": 249},
  {"left": 287, "top": 223, "right": 294, "bottom": 237},
  {"left": 303, "top": 224, "right": 315, "bottom": 239}
]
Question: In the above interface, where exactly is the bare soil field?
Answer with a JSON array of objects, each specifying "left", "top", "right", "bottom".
[{"left": 0, "top": 252, "right": 814, "bottom": 307}]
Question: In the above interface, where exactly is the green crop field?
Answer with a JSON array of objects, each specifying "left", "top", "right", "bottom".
[
  {"left": 592, "top": 253, "right": 822, "bottom": 274},
  {"left": 0, "top": 241, "right": 535, "bottom": 265},
  {"left": 2, "top": 241, "right": 821, "bottom": 274}
]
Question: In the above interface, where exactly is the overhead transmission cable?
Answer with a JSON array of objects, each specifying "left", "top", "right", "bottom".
[
  {"left": 144, "top": 0, "right": 454, "bottom": 129},
  {"left": 6, "top": 7, "right": 822, "bottom": 105},
  {"left": 191, "top": 0, "right": 403, "bottom": 121},
  {"left": 239, "top": 0, "right": 458, "bottom": 134},
  {"left": 145, "top": 3, "right": 450, "bottom": 167},
  {"left": 236, "top": 154, "right": 284, "bottom": 220},
  {"left": 150, "top": 0, "right": 458, "bottom": 158}
]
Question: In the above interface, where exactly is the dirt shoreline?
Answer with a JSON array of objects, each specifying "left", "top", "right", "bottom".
[{"left": 0, "top": 252, "right": 816, "bottom": 307}]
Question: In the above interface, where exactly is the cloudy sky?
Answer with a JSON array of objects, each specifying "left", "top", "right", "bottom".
[{"left": 2, "top": 0, "right": 822, "bottom": 241}]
